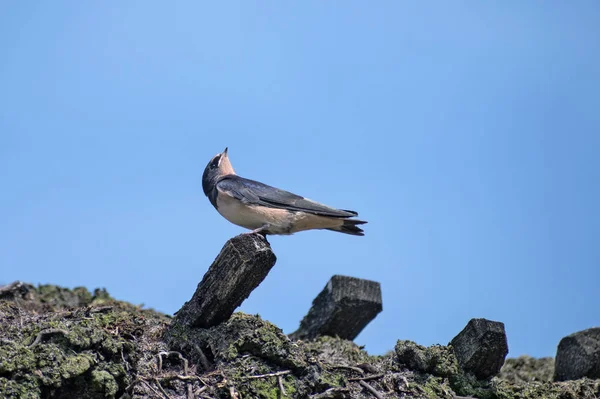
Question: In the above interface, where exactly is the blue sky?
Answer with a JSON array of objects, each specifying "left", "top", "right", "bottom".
[{"left": 1, "top": 2, "right": 599, "bottom": 358}]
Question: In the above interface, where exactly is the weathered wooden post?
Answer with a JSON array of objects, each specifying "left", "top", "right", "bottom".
[
  {"left": 172, "top": 234, "right": 277, "bottom": 329},
  {"left": 554, "top": 328, "right": 600, "bottom": 381},
  {"left": 449, "top": 318, "right": 508, "bottom": 379},
  {"left": 290, "top": 275, "right": 383, "bottom": 341}
]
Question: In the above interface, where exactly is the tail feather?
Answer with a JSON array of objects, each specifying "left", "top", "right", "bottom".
[
  {"left": 339, "top": 209, "right": 358, "bottom": 217},
  {"left": 326, "top": 219, "right": 367, "bottom": 236}
]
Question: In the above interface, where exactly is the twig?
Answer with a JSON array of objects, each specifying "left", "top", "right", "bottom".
[
  {"left": 359, "top": 380, "right": 384, "bottom": 399},
  {"left": 157, "top": 351, "right": 193, "bottom": 398},
  {"left": 122, "top": 331, "right": 137, "bottom": 341},
  {"left": 157, "top": 351, "right": 189, "bottom": 375},
  {"left": 0, "top": 338, "right": 16, "bottom": 346},
  {"left": 29, "top": 328, "right": 69, "bottom": 347},
  {"left": 244, "top": 370, "right": 291, "bottom": 379},
  {"left": 357, "top": 363, "right": 378, "bottom": 374},
  {"left": 193, "top": 343, "right": 213, "bottom": 370},
  {"left": 154, "top": 377, "right": 171, "bottom": 399},
  {"left": 16, "top": 303, "right": 24, "bottom": 328},
  {"left": 158, "top": 374, "right": 203, "bottom": 382},
  {"left": 125, "top": 378, "right": 139, "bottom": 392},
  {"left": 141, "top": 379, "right": 165, "bottom": 399},
  {"left": 400, "top": 376, "right": 409, "bottom": 387},
  {"left": 120, "top": 347, "right": 130, "bottom": 371},
  {"left": 202, "top": 369, "right": 226, "bottom": 378},
  {"left": 229, "top": 386, "right": 240, "bottom": 399},
  {"left": 310, "top": 388, "right": 350, "bottom": 399},
  {"left": 348, "top": 373, "right": 385, "bottom": 382},
  {"left": 89, "top": 306, "right": 113, "bottom": 313},
  {"left": 441, "top": 384, "right": 452, "bottom": 397},
  {"left": 277, "top": 375, "right": 286, "bottom": 396},
  {"left": 331, "top": 365, "right": 365, "bottom": 374}
]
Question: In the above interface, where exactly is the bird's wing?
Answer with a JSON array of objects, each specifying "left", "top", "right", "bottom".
[{"left": 216, "top": 175, "right": 358, "bottom": 218}]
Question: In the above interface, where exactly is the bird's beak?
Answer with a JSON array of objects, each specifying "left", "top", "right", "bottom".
[{"left": 223, "top": 147, "right": 229, "bottom": 156}]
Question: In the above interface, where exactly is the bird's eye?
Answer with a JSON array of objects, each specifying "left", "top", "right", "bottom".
[{"left": 210, "top": 156, "right": 220, "bottom": 169}]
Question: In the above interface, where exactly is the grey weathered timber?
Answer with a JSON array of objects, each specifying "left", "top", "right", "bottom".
[
  {"left": 449, "top": 318, "right": 509, "bottom": 379},
  {"left": 290, "top": 275, "right": 382, "bottom": 341},
  {"left": 172, "top": 233, "right": 277, "bottom": 329},
  {"left": 554, "top": 327, "right": 600, "bottom": 381}
]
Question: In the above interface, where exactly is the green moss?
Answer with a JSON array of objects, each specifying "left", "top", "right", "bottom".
[
  {"left": 168, "top": 313, "right": 308, "bottom": 372},
  {"left": 245, "top": 378, "right": 280, "bottom": 399},
  {"left": 305, "top": 335, "right": 372, "bottom": 365},
  {"left": 0, "top": 376, "right": 41, "bottom": 399},
  {"left": 91, "top": 288, "right": 113, "bottom": 305},
  {"left": 73, "top": 287, "right": 93, "bottom": 305},
  {"left": 224, "top": 342, "right": 240, "bottom": 360},
  {"left": 448, "top": 373, "right": 600, "bottom": 399},
  {"left": 59, "top": 353, "right": 96, "bottom": 380},
  {"left": 36, "top": 285, "right": 62, "bottom": 302},
  {"left": 499, "top": 356, "right": 554, "bottom": 383},
  {"left": 490, "top": 378, "right": 600, "bottom": 399},
  {"left": 315, "top": 370, "right": 346, "bottom": 389},
  {"left": 395, "top": 340, "right": 459, "bottom": 378},
  {"left": 67, "top": 323, "right": 106, "bottom": 349},
  {"left": 427, "top": 345, "right": 460, "bottom": 377},
  {"left": 35, "top": 350, "right": 95, "bottom": 387},
  {"left": 282, "top": 376, "right": 298, "bottom": 397},
  {"left": 94, "top": 311, "right": 123, "bottom": 328},
  {"left": 7, "top": 282, "right": 600, "bottom": 399},
  {"left": 242, "top": 375, "right": 298, "bottom": 399},
  {"left": 394, "top": 340, "right": 583, "bottom": 399},
  {"left": 450, "top": 372, "right": 495, "bottom": 398},
  {"left": 36, "top": 343, "right": 67, "bottom": 371},
  {"left": 37, "top": 284, "right": 94, "bottom": 308},
  {"left": 0, "top": 343, "right": 36, "bottom": 374},
  {"left": 99, "top": 337, "right": 124, "bottom": 358},
  {"left": 0, "top": 283, "right": 164, "bottom": 398},
  {"left": 91, "top": 369, "right": 118, "bottom": 397},
  {"left": 420, "top": 375, "right": 454, "bottom": 399},
  {"left": 101, "top": 362, "right": 129, "bottom": 392}
]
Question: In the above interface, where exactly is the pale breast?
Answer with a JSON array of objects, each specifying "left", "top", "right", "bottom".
[{"left": 216, "top": 191, "right": 294, "bottom": 232}]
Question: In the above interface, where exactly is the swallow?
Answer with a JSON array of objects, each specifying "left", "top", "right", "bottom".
[{"left": 202, "top": 148, "right": 367, "bottom": 236}]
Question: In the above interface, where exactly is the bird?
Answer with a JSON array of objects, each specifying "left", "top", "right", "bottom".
[{"left": 202, "top": 148, "right": 367, "bottom": 236}]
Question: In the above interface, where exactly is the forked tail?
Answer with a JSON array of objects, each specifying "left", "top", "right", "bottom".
[{"left": 326, "top": 219, "right": 367, "bottom": 236}]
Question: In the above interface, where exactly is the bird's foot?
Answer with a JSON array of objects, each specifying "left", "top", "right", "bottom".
[
  {"left": 241, "top": 228, "right": 270, "bottom": 243},
  {"left": 242, "top": 224, "right": 270, "bottom": 237}
]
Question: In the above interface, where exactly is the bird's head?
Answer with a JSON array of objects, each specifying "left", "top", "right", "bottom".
[{"left": 202, "top": 147, "right": 236, "bottom": 196}]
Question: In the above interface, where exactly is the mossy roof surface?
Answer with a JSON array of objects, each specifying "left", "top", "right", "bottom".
[{"left": 1, "top": 282, "right": 598, "bottom": 399}]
